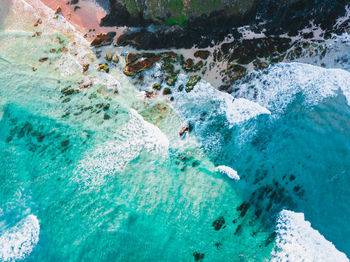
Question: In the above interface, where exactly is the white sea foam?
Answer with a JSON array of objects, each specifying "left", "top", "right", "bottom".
[
  {"left": 0, "top": 215, "right": 40, "bottom": 261},
  {"left": 236, "top": 63, "right": 350, "bottom": 115},
  {"left": 216, "top": 165, "right": 240, "bottom": 180},
  {"left": 272, "top": 210, "right": 349, "bottom": 262},
  {"left": 171, "top": 74, "right": 270, "bottom": 127},
  {"left": 73, "top": 109, "right": 169, "bottom": 187}
]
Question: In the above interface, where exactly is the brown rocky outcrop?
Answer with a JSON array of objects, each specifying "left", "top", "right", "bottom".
[
  {"left": 194, "top": 50, "right": 210, "bottom": 60},
  {"left": 90, "top": 32, "right": 116, "bottom": 47},
  {"left": 124, "top": 54, "right": 162, "bottom": 76}
]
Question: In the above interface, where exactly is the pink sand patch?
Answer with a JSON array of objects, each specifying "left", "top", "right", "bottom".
[{"left": 40, "top": 0, "right": 115, "bottom": 35}]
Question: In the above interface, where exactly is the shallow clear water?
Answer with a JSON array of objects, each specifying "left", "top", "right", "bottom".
[{"left": 1, "top": 16, "right": 350, "bottom": 262}]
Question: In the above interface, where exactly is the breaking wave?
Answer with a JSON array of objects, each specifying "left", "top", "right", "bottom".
[
  {"left": 0, "top": 215, "right": 40, "bottom": 261},
  {"left": 272, "top": 210, "right": 348, "bottom": 262}
]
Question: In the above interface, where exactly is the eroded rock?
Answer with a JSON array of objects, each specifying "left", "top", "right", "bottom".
[{"left": 90, "top": 32, "right": 116, "bottom": 47}]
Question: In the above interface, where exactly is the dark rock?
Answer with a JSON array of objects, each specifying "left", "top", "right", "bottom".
[
  {"left": 67, "top": 0, "right": 79, "bottom": 4},
  {"left": 193, "top": 252, "right": 205, "bottom": 261},
  {"left": 39, "top": 57, "right": 48, "bottom": 62},
  {"left": 193, "top": 60, "right": 203, "bottom": 72},
  {"left": 61, "top": 139, "right": 69, "bottom": 146},
  {"left": 163, "top": 51, "right": 178, "bottom": 62},
  {"left": 100, "top": 1, "right": 152, "bottom": 27},
  {"left": 37, "top": 135, "right": 45, "bottom": 142},
  {"left": 234, "top": 224, "right": 242, "bottom": 235},
  {"left": 178, "top": 125, "right": 189, "bottom": 137},
  {"left": 101, "top": 0, "right": 348, "bottom": 51},
  {"left": 255, "top": 209, "right": 262, "bottom": 218},
  {"left": 163, "top": 88, "right": 171, "bottom": 95},
  {"left": 32, "top": 32, "right": 42, "bottom": 37},
  {"left": 161, "top": 61, "right": 175, "bottom": 74},
  {"left": 212, "top": 216, "right": 225, "bottom": 231},
  {"left": 293, "top": 185, "right": 301, "bottom": 192},
  {"left": 34, "top": 18, "right": 42, "bottom": 27},
  {"left": 192, "top": 160, "right": 200, "bottom": 167},
  {"left": 214, "top": 242, "right": 221, "bottom": 248},
  {"left": 265, "top": 232, "right": 277, "bottom": 247},
  {"left": 166, "top": 77, "right": 176, "bottom": 86},
  {"left": 183, "top": 58, "right": 194, "bottom": 71},
  {"left": 103, "top": 104, "right": 110, "bottom": 111},
  {"left": 61, "top": 86, "right": 77, "bottom": 96},
  {"left": 194, "top": 50, "right": 210, "bottom": 59},
  {"left": 237, "top": 202, "right": 250, "bottom": 217}
]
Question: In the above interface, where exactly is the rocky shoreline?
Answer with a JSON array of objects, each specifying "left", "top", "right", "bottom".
[
  {"left": 34, "top": 0, "right": 349, "bottom": 102},
  {"left": 101, "top": 0, "right": 350, "bottom": 50}
]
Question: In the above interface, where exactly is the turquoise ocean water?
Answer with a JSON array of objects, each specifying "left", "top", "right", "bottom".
[{"left": 1, "top": 10, "right": 350, "bottom": 262}]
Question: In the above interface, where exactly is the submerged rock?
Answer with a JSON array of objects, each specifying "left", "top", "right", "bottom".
[
  {"left": 212, "top": 216, "right": 225, "bottom": 231},
  {"left": 193, "top": 252, "right": 205, "bottom": 261},
  {"left": 237, "top": 202, "right": 250, "bottom": 217}
]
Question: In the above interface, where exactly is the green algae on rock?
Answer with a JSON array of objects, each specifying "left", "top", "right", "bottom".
[
  {"left": 98, "top": 64, "right": 109, "bottom": 73},
  {"left": 185, "top": 75, "right": 201, "bottom": 92}
]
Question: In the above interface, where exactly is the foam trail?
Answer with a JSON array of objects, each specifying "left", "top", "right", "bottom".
[
  {"left": 0, "top": 215, "right": 40, "bottom": 261},
  {"left": 172, "top": 74, "right": 270, "bottom": 127},
  {"left": 272, "top": 210, "right": 349, "bottom": 262},
  {"left": 73, "top": 109, "right": 169, "bottom": 187},
  {"left": 236, "top": 63, "right": 350, "bottom": 115},
  {"left": 216, "top": 165, "right": 240, "bottom": 180}
]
